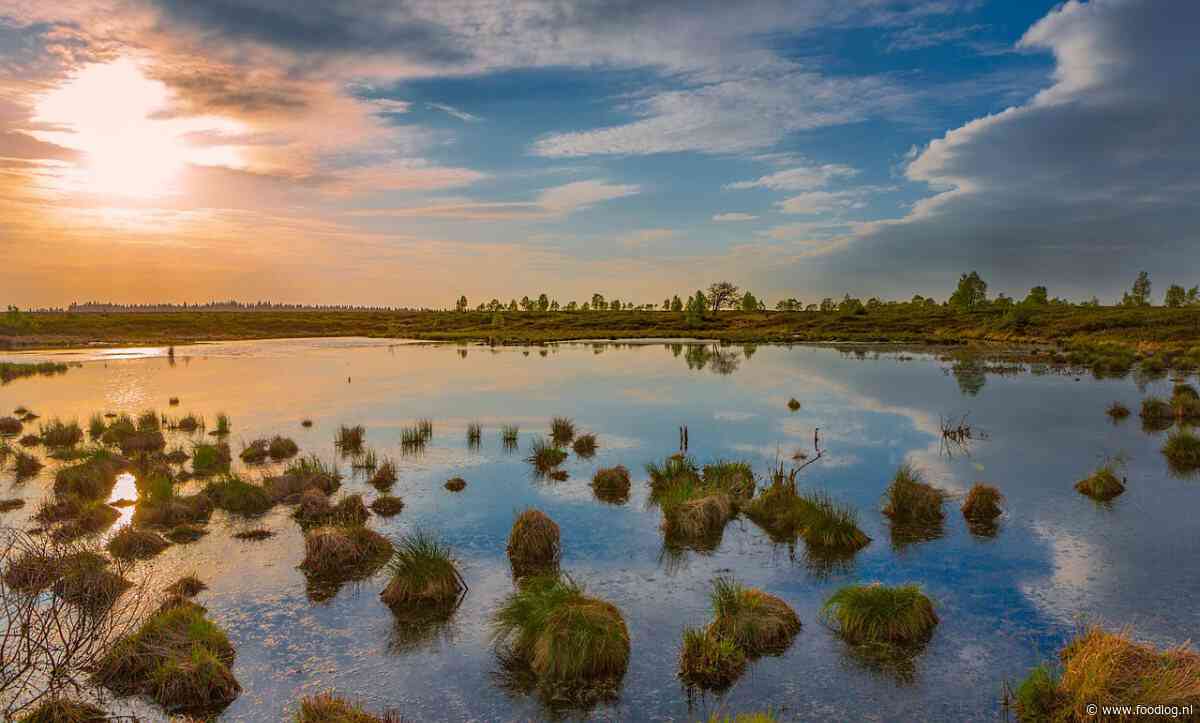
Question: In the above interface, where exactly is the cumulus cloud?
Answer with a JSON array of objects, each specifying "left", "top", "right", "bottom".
[{"left": 787, "top": 0, "right": 1200, "bottom": 301}]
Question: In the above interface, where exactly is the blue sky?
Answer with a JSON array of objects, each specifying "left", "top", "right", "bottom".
[{"left": 0, "top": 1, "right": 1195, "bottom": 307}]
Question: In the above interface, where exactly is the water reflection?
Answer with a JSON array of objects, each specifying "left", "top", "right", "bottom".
[{"left": 0, "top": 337, "right": 1196, "bottom": 721}]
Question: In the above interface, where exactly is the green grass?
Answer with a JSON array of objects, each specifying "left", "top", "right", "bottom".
[
  {"left": 679, "top": 626, "right": 747, "bottom": 690},
  {"left": 1012, "top": 664, "right": 1059, "bottom": 722},
  {"left": 1075, "top": 464, "right": 1126, "bottom": 501},
  {"left": 708, "top": 577, "right": 801, "bottom": 657},
  {"left": 205, "top": 474, "right": 273, "bottom": 516},
  {"left": 39, "top": 418, "right": 82, "bottom": 448},
  {"left": 527, "top": 437, "right": 567, "bottom": 472},
  {"left": 645, "top": 453, "right": 701, "bottom": 497},
  {"left": 491, "top": 573, "right": 629, "bottom": 685},
  {"left": 820, "top": 583, "right": 939, "bottom": 646},
  {"left": 380, "top": 530, "right": 465, "bottom": 608},
  {"left": 0, "top": 361, "right": 69, "bottom": 383},
  {"left": 1163, "top": 429, "right": 1200, "bottom": 473},
  {"left": 191, "top": 442, "right": 231, "bottom": 476},
  {"left": 293, "top": 693, "right": 401, "bottom": 723},
  {"left": 881, "top": 463, "right": 945, "bottom": 524}
]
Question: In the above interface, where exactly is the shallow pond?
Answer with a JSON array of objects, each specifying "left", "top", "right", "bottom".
[{"left": 1, "top": 338, "right": 1197, "bottom": 721}]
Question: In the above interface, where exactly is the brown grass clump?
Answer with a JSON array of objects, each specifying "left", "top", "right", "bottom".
[
  {"left": 94, "top": 600, "right": 240, "bottom": 716},
  {"left": 507, "top": 509, "right": 561, "bottom": 578},
  {"left": 165, "top": 524, "right": 207, "bottom": 544},
  {"left": 1162, "top": 428, "right": 1200, "bottom": 473},
  {"left": 3, "top": 550, "right": 62, "bottom": 592},
  {"left": 233, "top": 528, "right": 274, "bottom": 541},
  {"left": 1105, "top": 401, "right": 1131, "bottom": 420},
  {"left": 294, "top": 692, "right": 403, "bottom": 723},
  {"left": 134, "top": 488, "right": 214, "bottom": 528},
  {"left": 370, "top": 495, "right": 404, "bottom": 516},
  {"left": 961, "top": 483, "right": 1004, "bottom": 533},
  {"left": 52, "top": 553, "right": 131, "bottom": 611},
  {"left": 1015, "top": 626, "right": 1200, "bottom": 722},
  {"left": 18, "top": 434, "right": 40, "bottom": 447},
  {"left": 380, "top": 530, "right": 465, "bottom": 610},
  {"left": 239, "top": 439, "right": 271, "bottom": 464},
  {"left": 264, "top": 455, "right": 342, "bottom": 501},
  {"left": 106, "top": 526, "right": 170, "bottom": 560},
  {"left": 14, "top": 450, "right": 43, "bottom": 478},
  {"left": 16, "top": 699, "right": 108, "bottom": 722},
  {"left": 165, "top": 574, "right": 207, "bottom": 598},
  {"left": 369, "top": 458, "right": 398, "bottom": 490},
  {"left": 296, "top": 492, "right": 369, "bottom": 528},
  {"left": 881, "top": 463, "right": 946, "bottom": 524},
  {"left": 787, "top": 397, "right": 802, "bottom": 411},
  {"left": 572, "top": 433, "right": 598, "bottom": 458},
  {"left": 708, "top": 577, "right": 801, "bottom": 657},
  {"left": 0, "top": 416, "right": 21, "bottom": 435},
  {"left": 678, "top": 626, "right": 747, "bottom": 690},
  {"left": 117, "top": 430, "right": 166, "bottom": 455},
  {"left": 37, "top": 497, "right": 120, "bottom": 541},
  {"left": 550, "top": 417, "right": 576, "bottom": 445},
  {"left": 1075, "top": 464, "right": 1126, "bottom": 501},
  {"left": 268, "top": 435, "right": 300, "bottom": 459},
  {"left": 591, "top": 465, "right": 631, "bottom": 504},
  {"left": 300, "top": 525, "right": 393, "bottom": 579},
  {"left": 0, "top": 497, "right": 25, "bottom": 512},
  {"left": 664, "top": 494, "right": 734, "bottom": 546},
  {"left": 445, "top": 477, "right": 467, "bottom": 492}
]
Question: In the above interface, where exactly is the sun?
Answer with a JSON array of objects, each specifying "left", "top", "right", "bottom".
[{"left": 31, "top": 58, "right": 243, "bottom": 199}]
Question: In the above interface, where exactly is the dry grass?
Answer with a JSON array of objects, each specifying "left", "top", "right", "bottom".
[
  {"left": 527, "top": 438, "right": 567, "bottom": 472},
  {"left": 334, "top": 424, "right": 366, "bottom": 453},
  {"left": 165, "top": 574, "right": 207, "bottom": 598},
  {"left": 591, "top": 465, "right": 631, "bottom": 504},
  {"left": 821, "top": 583, "right": 938, "bottom": 646},
  {"left": 444, "top": 477, "right": 467, "bottom": 492},
  {"left": 53, "top": 451, "right": 127, "bottom": 499},
  {"left": 265, "top": 455, "right": 342, "bottom": 501},
  {"left": 0, "top": 498, "right": 25, "bottom": 512},
  {"left": 881, "top": 463, "right": 945, "bottom": 524},
  {"left": 380, "top": 530, "right": 465, "bottom": 609},
  {"left": 961, "top": 484, "right": 1004, "bottom": 523},
  {"left": 233, "top": 528, "right": 275, "bottom": 541},
  {"left": 550, "top": 417, "right": 575, "bottom": 445},
  {"left": 507, "top": 509, "right": 561, "bottom": 577},
  {"left": 1075, "top": 464, "right": 1126, "bottom": 501},
  {"left": 572, "top": 433, "right": 598, "bottom": 458},
  {"left": 787, "top": 397, "right": 802, "bottom": 411},
  {"left": 369, "top": 458, "right": 398, "bottom": 490},
  {"left": 16, "top": 699, "right": 108, "bottom": 722},
  {"left": 708, "top": 577, "right": 801, "bottom": 657},
  {"left": 0, "top": 416, "right": 21, "bottom": 435},
  {"left": 204, "top": 474, "right": 272, "bottom": 517},
  {"left": 14, "top": 450, "right": 42, "bottom": 479},
  {"left": 1163, "top": 428, "right": 1200, "bottom": 473},
  {"left": 106, "top": 527, "right": 170, "bottom": 561},
  {"left": 371, "top": 495, "right": 405, "bottom": 516},
  {"left": 300, "top": 525, "right": 393, "bottom": 579},
  {"left": 294, "top": 692, "right": 403, "bottom": 723},
  {"left": 678, "top": 626, "right": 747, "bottom": 690}
]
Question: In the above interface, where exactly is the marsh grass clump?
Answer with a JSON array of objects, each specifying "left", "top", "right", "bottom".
[
  {"left": 0, "top": 415, "right": 21, "bottom": 435},
  {"left": 88, "top": 413, "right": 107, "bottom": 440},
  {"left": 294, "top": 692, "right": 403, "bottom": 723},
  {"left": 268, "top": 435, "right": 299, "bottom": 460},
  {"left": 1171, "top": 385, "right": 1200, "bottom": 422},
  {"left": 37, "top": 497, "right": 120, "bottom": 541},
  {"left": 335, "top": 424, "right": 366, "bottom": 453},
  {"left": 16, "top": 698, "right": 108, "bottom": 722},
  {"left": 174, "top": 413, "right": 203, "bottom": 433},
  {"left": 0, "top": 498, "right": 24, "bottom": 512},
  {"left": 165, "top": 524, "right": 207, "bottom": 544},
  {"left": 381, "top": 530, "right": 465, "bottom": 610},
  {"left": 1105, "top": 401, "right": 1130, "bottom": 420},
  {"left": 352, "top": 448, "right": 379, "bottom": 470},
  {"left": 507, "top": 509, "right": 561, "bottom": 578},
  {"left": 881, "top": 464, "right": 945, "bottom": 525},
  {"left": 709, "top": 577, "right": 800, "bottom": 657},
  {"left": 14, "top": 450, "right": 43, "bottom": 479},
  {"left": 163, "top": 446, "right": 189, "bottom": 465},
  {"left": 204, "top": 474, "right": 272, "bottom": 517},
  {"left": 191, "top": 442, "right": 231, "bottom": 476},
  {"left": 18, "top": 434, "right": 40, "bottom": 447},
  {"left": 54, "top": 451, "right": 126, "bottom": 499},
  {"left": 53, "top": 552, "right": 132, "bottom": 611},
  {"left": 1163, "top": 428, "right": 1200, "bottom": 473},
  {"left": 744, "top": 475, "right": 870, "bottom": 556},
  {"left": 165, "top": 574, "right": 207, "bottom": 598},
  {"left": 106, "top": 526, "right": 170, "bottom": 560},
  {"left": 211, "top": 412, "right": 232, "bottom": 437},
  {"left": 1140, "top": 396, "right": 1174, "bottom": 428},
  {"left": 527, "top": 437, "right": 569, "bottom": 473},
  {"left": 133, "top": 476, "right": 213, "bottom": 528},
  {"left": 660, "top": 486, "right": 734, "bottom": 549},
  {"left": 400, "top": 425, "right": 428, "bottom": 453},
  {"left": 135, "top": 410, "right": 160, "bottom": 432},
  {"left": 266, "top": 455, "right": 342, "bottom": 501},
  {"left": 94, "top": 600, "right": 241, "bottom": 716},
  {"left": 40, "top": 419, "right": 83, "bottom": 448},
  {"left": 961, "top": 483, "right": 1004, "bottom": 533},
  {"left": 491, "top": 573, "right": 628, "bottom": 693},
  {"left": 702, "top": 460, "right": 757, "bottom": 500},
  {"left": 1013, "top": 626, "right": 1200, "bottom": 721},
  {"left": 369, "top": 457, "right": 397, "bottom": 490},
  {"left": 444, "top": 477, "right": 467, "bottom": 492},
  {"left": 821, "top": 583, "right": 938, "bottom": 646},
  {"left": 500, "top": 425, "right": 520, "bottom": 451},
  {"left": 233, "top": 528, "right": 274, "bottom": 541},
  {"left": 591, "top": 466, "right": 631, "bottom": 504},
  {"left": 300, "top": 525, "right": 393, "bottom": 598},
  {"left": 301, "top": 418, "right": 314, "bottom": 428},
  {"left": 646, "top": 454, "right": 701, "bottom": 498},
  {"left": 417, "top": 419, "right": 433, "bottom": 440},
  {"left": 1075, "top": 463, "right": 1126, "bottom": 501},
  {"left": 295, "top": 491, "right": 370, "bottom": 528},
  {"left": 467, "top": 422, "right": 482, "bottom": 448},
  {"left": 239, "top": 439, "right": 271, "bottom": 464},
  {"left": 787, "top": 397, "right": 802, "bottom": 411},
  {"left": 572, "top": 433, "right": 597, "bottom": 458},
  {"left": 550, "top": 417, "right": 575, "bottom": 445},
  {"left": 678, "top": 626, "right": 747, "bottom": 691},
  {"left": 371, "top": 495, "right": 404, "bottom": 516}
]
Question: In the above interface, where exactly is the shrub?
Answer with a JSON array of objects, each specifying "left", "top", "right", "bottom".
[
  {"left": 591, "top": 466, "right": 631, "bottom": 504},
  {"left": 678, "top": 626, "right": 746, "bottom": 690},
  {"left": 1163, "top": 429, "right": 1200, "bottom": 472},
  {"left": 491, "top": 573, "right": 629, "bottom": 686},
  {"left": 550, "top": 417, "right": 575, "bottom": 445},
  {"left": 380, "top": 530, "right": 465, "bottom": 609},
  {"left": 1075, "top": 464, "right": 1126, "bottom": 501},
  {"left": 572, "top": 433, "right": 597, "bottom": 458},
  {"left": 708, "top": 577, "right": 800, "bottom": 657},
  {"left": 821, "top": 583, "right": 938, "bottom": 646},
  {"left": 881, "top": 464, "right": 945, "bottom": 524},
  {"left": 507, "top": 509, "right": 561, "bottom": 578},
  {"left": 94, "top": 601, "right": 241, "bottom": 715}
]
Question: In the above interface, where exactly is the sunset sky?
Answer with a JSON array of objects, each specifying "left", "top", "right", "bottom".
[{"left": 1, "top": 0, "right": 1195, "bottom": 308}]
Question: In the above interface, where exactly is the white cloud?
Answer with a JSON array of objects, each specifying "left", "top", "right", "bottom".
[
  {"left": 776, "top": 190, "right": 865, "bottom": 214},
  {"left": 712, "top": 212, "right": 758, "bottom": 222},
  {"left": 725, "top": 163, "right": 857, "bottom": 191},
  {"left": 427, "top": 102, "right": 481, "bottom": 122},
  {"left": 536, "top": 179, "right": 640, "bottom": 213}
]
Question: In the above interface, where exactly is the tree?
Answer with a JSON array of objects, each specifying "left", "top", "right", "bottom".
[
  {"left": 739, "top": 291, "right": 759, "bottom": 311},
  {"left": 550, "top": 300, "right": 560, "bottom": 311},
  {"left": 670, "top": 295, "right": 683, "bottom": 312},
  {"left": 686, "top": 290, "right": 707, "bottom": 326},
  {"left": 819, "top": 297, "right": 836, "bottom": 312},
  {"left": 1122, "top": 271, "right": 1152, "bottom": 307},
  {"left": 949, "top": 271, "right": 988, "bottom": 309},
  {"left": 1024, "top": 286, "right": 1048, "bottom": 305},
  {"left": 537, "top": 293, "right": 550, "bottom": 312},
  {"left": 775, "top": 298, "right": 802, "bottom": 311},
  {"left": 508, "top": 299, "right": 518, "bottom": 311},
  {"left": 706, "top": 281, "right": 740, "bottom": 312},
  {"left": 455, "top": 295, "right": 469, "bottom": 312},
  {"left": 610, "top": 299, "right": 622, "bottom": 311},
  {"left": 565, "top": 300, "right": 578, "bottom": 311},
  {"left": 1165, "top": 284, "right": 1187, "bottom": 308},
  {"left": 487, "top": 298, "right": 503, "bottom": 312},
  {"left": 590, "top": 293, "right": 606, "bottom": 311},
  {"left": 838, "top": 294, "right": 865, "bottom": 315}
]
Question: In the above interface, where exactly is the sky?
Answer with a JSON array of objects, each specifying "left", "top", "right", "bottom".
[{"left": 0, "top": 0, "right": 1196, "bottom": 309}]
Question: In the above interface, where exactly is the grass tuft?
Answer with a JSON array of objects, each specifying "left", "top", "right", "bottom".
[
  {"left": 787, "top": 397, "right": 802, "bottom": 411},
  {"left": 820, "top": 583, "right": 938, "bottom": 646},
  {"left": 678, "top": 626, "right": 747, "bottom": 690},
  {"left": 294, "top": 692, "right": 403, "bottom": 723},
  {"left": 550, "top": 417, "right": 576, "bottom": 445},
  {"left": 0, "top": 416, "right": 22, "bottom": 435},
  {"left": 1105, "top": 401, "right": 1130, "bottom": 420},
  {"left": 380, "top": 530, "right": 465, "bottom": 609},
  {"left": 191, "top": 442, "right": 231, "bottom": 476},
  {"left": 369, "top": 457, "right": 398, "bottom": 490},
  {"left": 572, "top": 433, "right": 598, "bottom": 458},
  {"left": 708, "top": 577, "right": 801, "bottom": 657},
  {"left": 16, "top": 698, "right": 108, "bottom": 722},
  {"left": 961, "top": 483, "right": 1004, "bottom": 529},
  {"left": 444, "top": 477, "right": 467, "bottom": 492},
  {"left": 300, "top": 525, "right": 393, "bottom": 595},
  {"left": 467, "top": 422, "right": 482, "bottom": 448},
  {"left": 591, "top": 465, "right": 631, "bottom": 504},
  {"left": 335, "top": 424, "right": 366, "bottom": 452},
  {"left": 527, "top": 437, "right": 567, "bottom": 472},
  {"left": 881, "top": 463, "right": 945, "bottom": 524},
  {"left": 1163, "top": 428, "right": 1200, "bottom": 473},
  {"left": 205, "top": 474, "right": 272, "bottom": 517},
  {"left": 165, "top": 574, "right": 207, "bottom": 598},
  {"left": 106, "top": 526, "right": 170, "bottom": 560},
  {"left": 507, "top": 509, "right": 561, "bottom": 578},
  {"left": 1075, "top": 464, "right": 1126, "bottom": 501},
  {"left": 370, "top": 495, "right": 404, "bottom": 516}
]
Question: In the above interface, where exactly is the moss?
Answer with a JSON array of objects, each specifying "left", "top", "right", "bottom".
[
  {"left": 708, "top": 577, "right": 801, "bottom": 657},
  {"left": 380, "top": 530, "right": 465, "bottom": 609},
  {"left": 572, "top": 433, "right": 598, "bottom": 458},
  {"left": 491, "top": 573, "right": 629, "bottom": 688},
  {"left": 550, "top": 417, "right": 576, "bottom": 445},
  {"left": 1075, "top": 465, "right": 1126, "bottom": 501},
  {"left": 294, "top": 692, "right": 402, "bottom": 723},
  {"left": 16, "top": 699, "right": 108, "bottom": 722},
  {"left": 444, "top": 477, "right": 467, "bottom": 492},
  {"left": 204, "top": 474, "right": 272, "bottom": 516},
  {"left": 370, "top": 494, "right": 404, "bottom": 516},
  {"left": 94, "top": 600, "right": 240, "bottom": 716},
  {"left": 591, "top": 465, "right": 631, "bottom": 504},
  {"left": 106, "top": 526, "right": 170, "bottom": 560},
  {"left": 507, "top": 509, "right": 561, "bottom": 578},
  {"left": 678, "top": 626, "right": 746, "bottom": 690},
  {"left": 821, "top": 583, "right": 938, "bottom": 646}
]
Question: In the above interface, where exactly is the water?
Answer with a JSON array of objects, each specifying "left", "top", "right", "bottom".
[{"left": 1, "top": 338, "right": 1196, "bottom": 721}]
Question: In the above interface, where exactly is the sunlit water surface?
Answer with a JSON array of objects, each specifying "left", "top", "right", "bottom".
[{"left": 1, "top": 338, "right": 1197, "bottom": 721}]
